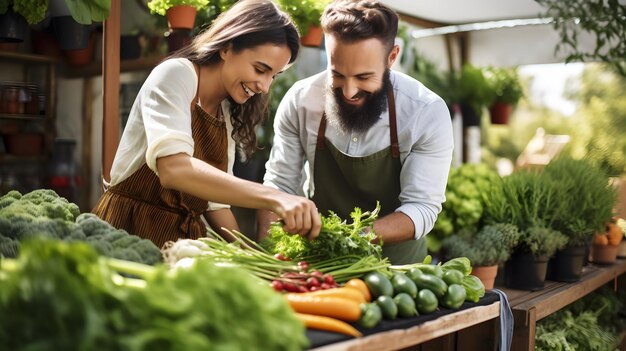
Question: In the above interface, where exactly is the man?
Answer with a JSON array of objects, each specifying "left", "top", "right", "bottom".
[{"left": 257, "top": 0, "right": 453, "bottom": 264}]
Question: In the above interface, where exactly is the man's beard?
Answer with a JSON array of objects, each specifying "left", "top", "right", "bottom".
[{"left": 325, "top": 70, "right": 391, "bottom": 134}]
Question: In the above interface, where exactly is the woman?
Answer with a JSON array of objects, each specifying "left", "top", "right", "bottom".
[{"left": 93, "top": 0, "right": 320, "bottom": 248}]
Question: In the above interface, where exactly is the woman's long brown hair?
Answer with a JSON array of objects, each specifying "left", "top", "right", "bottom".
[{"left": 171, "top": 0, "right": 300, "bottom": 158}]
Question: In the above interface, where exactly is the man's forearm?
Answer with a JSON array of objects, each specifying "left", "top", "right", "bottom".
[{"left": 372, "top": 212, "right": 415, "bottom": 244}]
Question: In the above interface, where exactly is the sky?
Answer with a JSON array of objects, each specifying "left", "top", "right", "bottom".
[{"left": 518, "top": 62, "right": 586, "bottom": 116}]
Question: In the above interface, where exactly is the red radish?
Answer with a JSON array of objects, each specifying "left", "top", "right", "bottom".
[{"left": 271, "top": 280, "right": 284, "bottom": 292}]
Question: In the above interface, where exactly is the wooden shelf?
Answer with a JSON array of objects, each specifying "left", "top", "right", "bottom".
[
  {"left": 0, "top": 113, "right": 47, "bottom": 121},
  {"left": 0, "top": 154, "right": 47, "bottom": 163},
  {"left": 503, "top": 259, "right": 626, "bottom": 351},
  {"left": 61, "top": 55, "right": 164, "bottom": 78},
  {"left": 0, "top": 52, "right": 58, "bottom": 64}
]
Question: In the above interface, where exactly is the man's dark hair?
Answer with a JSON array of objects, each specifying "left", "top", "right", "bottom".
[{"left": 321, "top": 0, "right": 399, "bottom": 53}]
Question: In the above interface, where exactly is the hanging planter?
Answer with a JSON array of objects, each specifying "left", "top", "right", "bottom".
[
  {"left": 51, "top": 16, "right": 93, "bottom": 50},
  {"left": 300, "top": 25, "right": 323, "bottom": 47},
  {"left": 64, "top": 32, "right": 97, "bottom": 66},
  {"left": 147, "top": 0, "right": 208, "bottom": 31},
  {"left": 460, "top": 103, "right": 481, "bottom": 127},
  {"left": 488, "top": 101, "right": 513, "bottom": 125},
  {"left": 0, "top": 8, "right": 28, "bottom": 43},
  {"left": 166, "top": 5, "right": 197, "bottom": 30}
]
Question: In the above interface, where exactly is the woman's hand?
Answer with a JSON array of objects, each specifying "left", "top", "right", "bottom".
[{"left": 271, "top": 192, "right": 321, "bottom": 240}]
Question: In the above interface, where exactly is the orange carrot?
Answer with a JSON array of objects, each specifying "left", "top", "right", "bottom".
[
  {"left": 296, "top": 313, "right": 362, "bottom": 337},
  {"left": 299, "top": 287, "right": 366, "bottom": 304},
  {"left": 344, "top": 278, "right": 372, "bottom": 302},
  {"left": 285, "top": 294, "right": 361, "bottom": 321}
]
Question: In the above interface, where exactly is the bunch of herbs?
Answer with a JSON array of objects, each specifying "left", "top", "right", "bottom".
[{"left": 260, "top": 203, "right": 383, "bottom": 261}]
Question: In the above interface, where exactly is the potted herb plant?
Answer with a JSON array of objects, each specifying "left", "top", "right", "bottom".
[
  {"left": 148, "top": 0, "right": 209, "bottom": 30},
  {"left": 543, "top": 158, "right": 617, "bottom": 281},
  {"left": 453, "top": 65, "right": 492, "bottom": 127},
  {"left": 0, "top": 0, "right": 47, "bottom": 42},
  {"left": 443, "top": 223, "right": 521, "bottom": 289},
  {"left": 484, "top": 67, "right": 523, "bottom": 125},
  {"left": 484, "top": 171, "right": 568, "bottom": 291},
  {"left": 277, "top": 0, "right": 330, "bottom": 47},
  {"left": 47, "top": 0, "right": 110, "bottom": 50}
]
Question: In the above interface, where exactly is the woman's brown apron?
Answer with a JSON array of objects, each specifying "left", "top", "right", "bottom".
[{"left": 93, "top": 76, "right": 227, "bottom": 248}]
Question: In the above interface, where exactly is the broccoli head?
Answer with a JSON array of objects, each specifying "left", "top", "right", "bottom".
[
  {"left": 109, "top": 247, "right": 142, "bottom": 263},
  {"left": 129, "top": 239, "right": 163, "bottom": 265},
  {"left": 0, "top": 190, "right": 21, "bottom": 210},
  {"left": 76, "top": 214, "right": 116, "bottom": 237}
]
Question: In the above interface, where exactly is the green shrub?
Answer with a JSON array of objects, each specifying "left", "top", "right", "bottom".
[
  {"left": 429, "top": 163, "right": 500, "bottom": 252},
  {"left": 484, "top": 170, "right": 570, "bottom": 257},
  {"left": 148, "top": 0, "right": 210, "bottom": 16},
  {"left": 443, "top": 223, "right": 521, "bottom": 266},
  {"left": 543, "top": 157, "right": 617, "bottom": 247}
]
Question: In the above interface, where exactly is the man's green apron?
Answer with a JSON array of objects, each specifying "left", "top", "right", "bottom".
[{"left": 312, "top": 88, "right": 427, "bottom": 265}]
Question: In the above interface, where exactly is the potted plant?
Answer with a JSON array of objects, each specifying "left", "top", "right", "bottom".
[
  {"left": 484, "top": 171, "right": 568, "bottom": 290},
  {"left": 543, "top": 158, "right": 617, "bottom": 280},
  {"left": 484, "top": 67, "right": 523, "bottom": 125},
  {"left": 148, "top": 0, "right": 209, "bottom": 30},
  {"left": 0, "top": 0, "right": 47, "bottom": 43},
  {"left": 453, "top": 65, "right": 492, "bottom": 127},
  {"left": 277, "top": 0, "right": 330, "bottom": 47},
  {"left": 590, "top": 219, "right": 625, "bottom": 264},
  {"left": 47, "top": 0, "right": 110, "bottom": 51},
  {"left": 443, "top": 223, "right": 521, "bottom": 289}
]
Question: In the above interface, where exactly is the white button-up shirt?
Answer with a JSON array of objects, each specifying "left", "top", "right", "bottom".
[{"left": 263, "top": 70, "right": 454, "bottom": 239}]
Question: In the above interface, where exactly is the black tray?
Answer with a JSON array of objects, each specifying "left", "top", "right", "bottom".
[{"left": 307, "top": 291, "right": 500, "bottom": 348}]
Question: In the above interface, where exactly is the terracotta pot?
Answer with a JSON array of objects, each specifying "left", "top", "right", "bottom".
[
  {"left": 301, "top": 26, "right": 323, "bottom": 47},
  {"left": 471, "top": 265, "right": 498, "bottom": 289},
  {"left": 617, "top": 240, "right": 626, "bottom": 258},
  {"left": 4, "top": 133, "right": 44, "bottom": 156},
  {"left": 489, "top": 101, "right": 513, "bottom": 124},
  {"left": 166, "top": 5, "right": 197, "bottom": 30},
  {"left": 589, "top": 244, "right": 619, "bottom": 265},
  {"left": 64, "top": 32, "right": 96, "bottom": 66}
]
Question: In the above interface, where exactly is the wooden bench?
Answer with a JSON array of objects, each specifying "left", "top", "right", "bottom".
[{"left": 502, "top": 259, "right": 626, "bottom": 351}]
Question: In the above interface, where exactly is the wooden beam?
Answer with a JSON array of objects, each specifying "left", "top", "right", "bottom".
[
  {"left": 81, "top": 78, "right": 93, "bottom": 211},
  {"left": 102, "top": 0, "right": 121, "bottom": 183},
  {"left": 397, "top": 12, "right": 446, "bottom": 29}
]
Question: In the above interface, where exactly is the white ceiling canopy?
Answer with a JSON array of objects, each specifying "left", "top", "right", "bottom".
[{"left": 381, "top": 0, "right": 548, "bottom": 25}]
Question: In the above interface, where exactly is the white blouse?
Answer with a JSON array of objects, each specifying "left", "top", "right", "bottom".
[{"left": 109, "top": 58, "right": 236, "bottom": 210}]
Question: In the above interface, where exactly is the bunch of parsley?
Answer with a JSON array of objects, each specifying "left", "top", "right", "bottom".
[{"left": 261, "top": 203, "right": 383, "bottom": 260}]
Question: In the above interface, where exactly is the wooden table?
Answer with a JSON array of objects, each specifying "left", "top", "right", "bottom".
[
  {"left": 502, "top": 259, "right": 626, "bottom": 351},
  {"left": 309, "top": 294, "right": 501, "bottom": 351}
]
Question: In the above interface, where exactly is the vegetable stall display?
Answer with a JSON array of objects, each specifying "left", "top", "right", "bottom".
[
  {"left": 0, "top": 239, "right": 308, "bottom": 351},
  {"left": 0, "top": 189, "right": 162, "bottom": 265}
]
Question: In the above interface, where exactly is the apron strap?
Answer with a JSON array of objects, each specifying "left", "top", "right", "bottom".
[
  {"left": 316, "top": 112, "right": 328, "bottom": 150},
  {"left": 316, "top": 87, "right": 399, "bottom": 158},
  {"left": 387, "top": 88, "right": 400, "bottom": 158}
]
